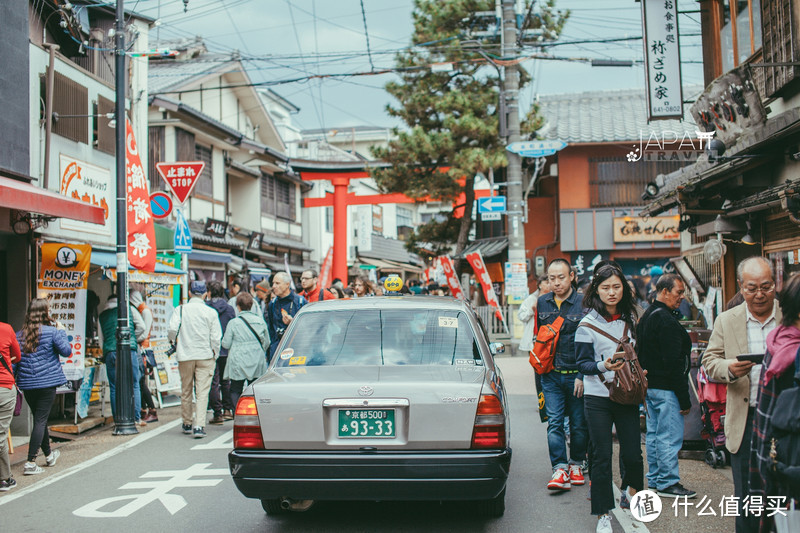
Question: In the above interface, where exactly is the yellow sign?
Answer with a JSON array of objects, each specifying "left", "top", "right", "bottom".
[
  {"left": 289, "top": 356, "right": 307, "bottom": 366},
  {"left": 612, "top": 216, "right": 679, "bottom": 243},
  {"left": 383, "top": 274, "right": 403, "bottom": 292},
  {"left": 38, "top": 243, "right": 92, "bottom": 290}
]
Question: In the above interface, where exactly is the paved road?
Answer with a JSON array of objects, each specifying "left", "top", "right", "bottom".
[{"left": 0, "top": 357, "right": 734, "bottom": 532}]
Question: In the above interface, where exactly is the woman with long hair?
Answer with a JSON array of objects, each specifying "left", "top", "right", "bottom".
[
  {"left": 574, "top": 265, "right": 643, "bottom": 533},
  {"left": 14, "top": 298, "right": 71, "bottom": 475},
  {"left": 353, "top": 275, "right": 375, "bottom": 298}
]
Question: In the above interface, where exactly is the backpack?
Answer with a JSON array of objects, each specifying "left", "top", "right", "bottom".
[
  {"left": 767, "top": 347, "right": 800, "bottom": 495},
  {"left": 582, "top": 322, "right": 648, "bottom": 406},
  {"left": 530, "top": 316, "right": 563, "bottom": 375}
]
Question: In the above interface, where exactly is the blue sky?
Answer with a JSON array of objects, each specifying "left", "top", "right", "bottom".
[{"left": 136, "top": 0, "right": 704, "bottom": 132}]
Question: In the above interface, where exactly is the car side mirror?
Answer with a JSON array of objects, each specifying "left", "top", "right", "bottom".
[{"left": 489, "top": 342, "right": 505, "bottom": 355}]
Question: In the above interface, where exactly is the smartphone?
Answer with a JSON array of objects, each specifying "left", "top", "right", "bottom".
[{"left": 736, "top": 353, "right": 765, "bottom": 364}]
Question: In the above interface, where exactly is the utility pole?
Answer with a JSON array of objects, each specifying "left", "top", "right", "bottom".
[
  {"left": 112, "top": 0, "right": 137, "bottom": 435},
  {"left": 501, "top": 0, "right": 525, "bottom": 350}
]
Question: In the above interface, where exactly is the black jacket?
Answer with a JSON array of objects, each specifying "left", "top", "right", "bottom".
[{"left": 636, "top": 300, "right": 692, "bottom": 410}]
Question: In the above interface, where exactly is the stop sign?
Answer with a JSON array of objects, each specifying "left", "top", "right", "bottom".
[{"left": 155, "top": 161, "right": 206, "bottom": 203}]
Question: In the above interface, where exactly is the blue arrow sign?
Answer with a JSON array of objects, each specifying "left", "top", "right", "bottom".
[
  {"left": 174, "top": 209, "right": 193, "bottom": 253},
  {"left": 478, "top": 195, "right": 507, "bottom": 213},
  {"left": 506, "top": 139, "right": 567, "bottom": 157}
]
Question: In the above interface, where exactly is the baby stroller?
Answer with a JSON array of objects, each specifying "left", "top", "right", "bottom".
[{"left": 695, "top": 365, "right": 729, "bottom": 468}]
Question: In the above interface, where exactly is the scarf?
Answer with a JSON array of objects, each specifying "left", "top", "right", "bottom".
[{"left": 763, "top": 324, "right": 800, "bottom": 384}]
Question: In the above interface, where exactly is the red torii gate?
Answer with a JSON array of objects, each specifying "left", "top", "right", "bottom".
[{"left": 291, "top": 159, "right": 491, "bottom": 284}]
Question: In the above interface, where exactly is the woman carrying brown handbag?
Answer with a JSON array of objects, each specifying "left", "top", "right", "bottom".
[{"left": 575, "top": 265, "right": 644, "bottom": 533}]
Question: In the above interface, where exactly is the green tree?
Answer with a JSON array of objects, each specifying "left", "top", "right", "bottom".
[{"left": 372, "top": 0, "right": 568, "bottom": 259}]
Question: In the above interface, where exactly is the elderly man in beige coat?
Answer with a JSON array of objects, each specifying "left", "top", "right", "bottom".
[{"left": 702, "top": 256, "right": 781, "bottom": 533}]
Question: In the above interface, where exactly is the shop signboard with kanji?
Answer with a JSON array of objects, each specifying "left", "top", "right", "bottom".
[
  {"left": 642, "top": 0, "right": 683, "bottom": 120},
  {"left": 38, "top": 242, "right": 92, "bottom": 392},
  {"left": 58, "top": 155, "right": 112, "bottom": 237},
  {"left": 155, "top": 161, "right": 205, "bottom": 203}
]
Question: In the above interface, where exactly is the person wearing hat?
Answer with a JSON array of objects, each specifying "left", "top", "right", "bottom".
[
  {"left": 168, "top": 280, "right": 222, "bottom": 438},
  {"left": 253, "top": 279, "right": 271, "bottom": 318}
]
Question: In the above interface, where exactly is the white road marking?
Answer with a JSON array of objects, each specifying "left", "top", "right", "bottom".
[
  {"left": 612, "top": 484, "right": 651, "bottom": 533},
  {"left": 0, "top": 419, "right": 182, "bottom": 507},
  {"left": 73, "top": 463, "right": 228, "bottom": 517},
  {"left": 191, "top": 430, "right": 233, "bottom": 450}
]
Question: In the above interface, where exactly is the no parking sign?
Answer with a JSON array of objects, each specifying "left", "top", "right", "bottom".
[{"left": 150, "top": 192, "right": 173, "bottom": 219}]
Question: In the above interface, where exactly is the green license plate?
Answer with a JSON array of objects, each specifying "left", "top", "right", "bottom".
[{"left": 338, "top": 409, "right": 396, "bottom": 438}]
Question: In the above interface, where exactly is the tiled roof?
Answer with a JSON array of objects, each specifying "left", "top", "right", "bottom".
[
  {"left": 148, "top": 56, "right": 234, "bottom": 94},
  {"left": 536, "top": 86, "right": 703, "bottom": 144}
]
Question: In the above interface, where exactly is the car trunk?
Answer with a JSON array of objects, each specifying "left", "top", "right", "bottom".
[{"left": 252, "top": 365, "right": 486, "bottom": 450}]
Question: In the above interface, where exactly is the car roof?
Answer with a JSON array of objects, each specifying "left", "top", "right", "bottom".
[{"left": 300, "top": 296, "right": 474, "bottom": 313}]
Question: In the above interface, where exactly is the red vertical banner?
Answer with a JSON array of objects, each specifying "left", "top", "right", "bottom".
[
  {"left": 465, "top": 250, "right": 507, "bottom": 330},
  {"left": 125, "top": 119, "right": 156, "bottom": 272},
  {"left": 318, "top": 247, "right": 334, "bottom": 290},
  {"left": 438, "top": 256, "right": 465, "bottom": 300}
]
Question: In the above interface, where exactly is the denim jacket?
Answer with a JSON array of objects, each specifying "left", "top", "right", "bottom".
[{"left": 537, "top": 288, "right": 586, "bottom": 372}]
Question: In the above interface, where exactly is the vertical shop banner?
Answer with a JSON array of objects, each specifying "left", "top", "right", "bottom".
[
  {"left": 38, "top": 243, "right": 92, "bottom": 385},
  {"left": 126, "top": 119, "right": 156, "bottom": 272},
  {"left": 438, "top": 256, "right": 465, "bottom": 300},
  {"left": 642, "top": 0, "right": 683, "bottom": 120},
  {"left": 466, "top": 250, "right": 507, "bottom": 329},
  {"left": 319, "top": 247, "right": 334, "bottom": 291}
]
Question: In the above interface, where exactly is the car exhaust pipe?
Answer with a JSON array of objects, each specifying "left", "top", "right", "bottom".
[{"left": 280, "top": 498, "right": 315, "bottom": 512}]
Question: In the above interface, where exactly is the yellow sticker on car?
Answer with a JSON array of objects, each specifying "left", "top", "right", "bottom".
[
  {"left": 438, "top": 316, "right": 458, "bottom": 328},
  {"left": 289, "top": 355, "right": 307, "bottom": 366}
]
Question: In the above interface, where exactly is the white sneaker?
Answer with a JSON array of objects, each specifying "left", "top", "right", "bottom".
[
  {"left": 596, "top": 514, "right": 612, "bottom": 533},
  {"left": 45, "top": 449, "right": 60, "bottom": 467},
  {"left": 23, "top": 462, "right": 43, "bottom": 475}
]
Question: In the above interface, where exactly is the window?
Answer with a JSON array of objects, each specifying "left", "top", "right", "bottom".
[
  {"left": 194, "top": 144, "right": 213, "bottom": 197},
  {"left": 761, "top": 0, "right": 799, "bottom": 96},
  {"left": 589, "top": 157, "right": 688, "bottom": 207},
  {"left": 276, "top": 179, "right": 292, "bottom": 220},
  {"left": 93, "top": 96, "right": 115, "bottom": 155},
  {"left": 260, "top": 174, "right": 275, "bottom": 215},
  {"left": 397, "top": 206, "right": 413, "bottom": 228},
  {"left": 720, "top": 0, "right": 762, "bottom": 72},
  {"left": 261, "top": 174, "right": 296, "bottom": 220},
  {"left": 51, "top": 71, "right": 88, "bottom": 144},
  {"left": 148, "top": 126, "right": 166, "bottom": 191},
  {"left": 325, "top": 206, "right": 333, "bottom": 233},
  {"left": 276, "top": 310, "right": 479, "bottom": 367}
]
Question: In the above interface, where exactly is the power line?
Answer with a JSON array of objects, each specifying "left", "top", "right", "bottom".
[{"left": 359, "top": 0, "right": 376, "bottom": 71}]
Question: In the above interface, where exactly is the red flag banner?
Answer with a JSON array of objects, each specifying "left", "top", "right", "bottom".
[
  {"left": 126, "top": 119, "right": 156, "bottom": 272},
  {"left": 438, "top": 256, "right": 465, "bottom": 300},
  {"left": 465, "top": 250, "right": 507, "bottom": 330},
  {"left": 319, "top": 247, "right": 334, "bottom": 290}
]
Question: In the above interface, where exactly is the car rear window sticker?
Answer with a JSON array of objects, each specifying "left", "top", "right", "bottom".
[
  {"left": 455, "top": 359, "right": 476, "bottom": 365},
  {"left": 438, "top": 317, "right": 458, "bottom": 328},
  {"left": 280, "top": 348, "right": 294, "bottom": 360},
  {"left": 289, "top": 355, "right": 307, "bottom": 366}
]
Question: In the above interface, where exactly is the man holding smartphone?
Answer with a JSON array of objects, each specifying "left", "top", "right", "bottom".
[
  {"left": 637, "top": 274, "right": 696, "bottom": 498},
  {"left": 702, "top": 257, "right": 781, "bottom": 533}
]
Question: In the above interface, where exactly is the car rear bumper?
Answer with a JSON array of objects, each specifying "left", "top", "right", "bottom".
[{"left": 229, "top": 448, "right": 511, "bottom": 501}]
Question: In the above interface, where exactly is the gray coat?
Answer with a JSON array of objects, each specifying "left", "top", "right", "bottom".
[{"left": 221, "top": 310, "right": 270, "bottom": 381}]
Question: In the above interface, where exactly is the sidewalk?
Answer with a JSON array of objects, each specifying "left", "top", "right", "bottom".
[{"left": 495, "top": 354, "right": 736, "bottom": 533}]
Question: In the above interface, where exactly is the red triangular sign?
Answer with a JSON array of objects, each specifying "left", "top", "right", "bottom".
[{"left": 155, "top": 161, "right": 205, "bottom": 204}]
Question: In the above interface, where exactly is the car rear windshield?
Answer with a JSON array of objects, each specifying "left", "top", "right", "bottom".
[{"left": 274, "top": 309, "right": 481, "bottom": 367}]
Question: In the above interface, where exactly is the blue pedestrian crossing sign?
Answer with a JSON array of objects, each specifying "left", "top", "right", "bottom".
[
  {"left": 174, "top": 209, "right": 192, "bottom": 253},
  {"left": 478, "top": 195, "right": 507, "bottom": 213}
]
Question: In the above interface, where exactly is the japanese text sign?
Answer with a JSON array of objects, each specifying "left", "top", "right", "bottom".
[
  {"left": 438, "top": 256, "right": 465, "bottom": 300},
  {"left": 642, "top": 0, "right": 683, "bottom": 120},
  {"left": 126, "top": 119, "right": 156, "bottom": 272},
  {"left": 319, "top": 247, "right": 334, "bottom": 292},
  {"left": 155, "top": 161, "right": 205, "bottom": 204}
]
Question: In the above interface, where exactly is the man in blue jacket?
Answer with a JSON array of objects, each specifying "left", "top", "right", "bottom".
[
  {"left": 266, "top": 272, "right": 306, "bottom": 361},
  {"left": 205, "top": 281, "right": 236, "bottom": 424},
  {"left": 537, "top": 258, "right": 588, "bottom": 491}
]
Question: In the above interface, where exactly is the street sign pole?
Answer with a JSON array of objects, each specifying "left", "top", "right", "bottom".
[{"left": 112, "top": 0, "right": 137, "bottom": 436}]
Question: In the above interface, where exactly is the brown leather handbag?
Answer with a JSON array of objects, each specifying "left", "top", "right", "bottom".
[{"left": 582, "top": 323, "right": 648, "bottom": 405}]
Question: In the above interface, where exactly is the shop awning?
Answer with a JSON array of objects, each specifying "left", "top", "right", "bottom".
[
  {"left": 188, "top": 250, "right": 232, "bottom": 264},
  {"left": 0, "top": 173, "right": 105, "bottom": 225},
  {"left": 458, "top": 237, "right": 508, "bottom": 259},
  {"left": 90, "top": 250, "right": 186, "bottom": 275}
]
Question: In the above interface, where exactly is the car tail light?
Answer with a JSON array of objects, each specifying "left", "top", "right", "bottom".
[
  {"left": 471, "top": 394, "right": 506, "bottom": 449},
  {"left": 233, "top": 396, "right": 264, "bottom": 450}
]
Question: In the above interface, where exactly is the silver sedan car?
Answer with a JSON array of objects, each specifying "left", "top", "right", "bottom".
[{"left": 228, "top": 296, "right": 511, "bottom": 517}]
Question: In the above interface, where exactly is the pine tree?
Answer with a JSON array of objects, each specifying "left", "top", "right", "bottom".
[{"left": 372, "top": 0, "right": 568, "bottom": 259}]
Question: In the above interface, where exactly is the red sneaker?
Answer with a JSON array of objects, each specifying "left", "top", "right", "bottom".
[
  {"left": 547, "top": 468, "right": 571, "bottom": 491},
  {"left": 569, "top": 463, "right": 585, "bottom": 486}
]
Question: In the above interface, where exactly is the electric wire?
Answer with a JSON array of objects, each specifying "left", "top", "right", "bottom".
[{"left": 359, "top": 0, "right": 376, "bottom": 71}]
